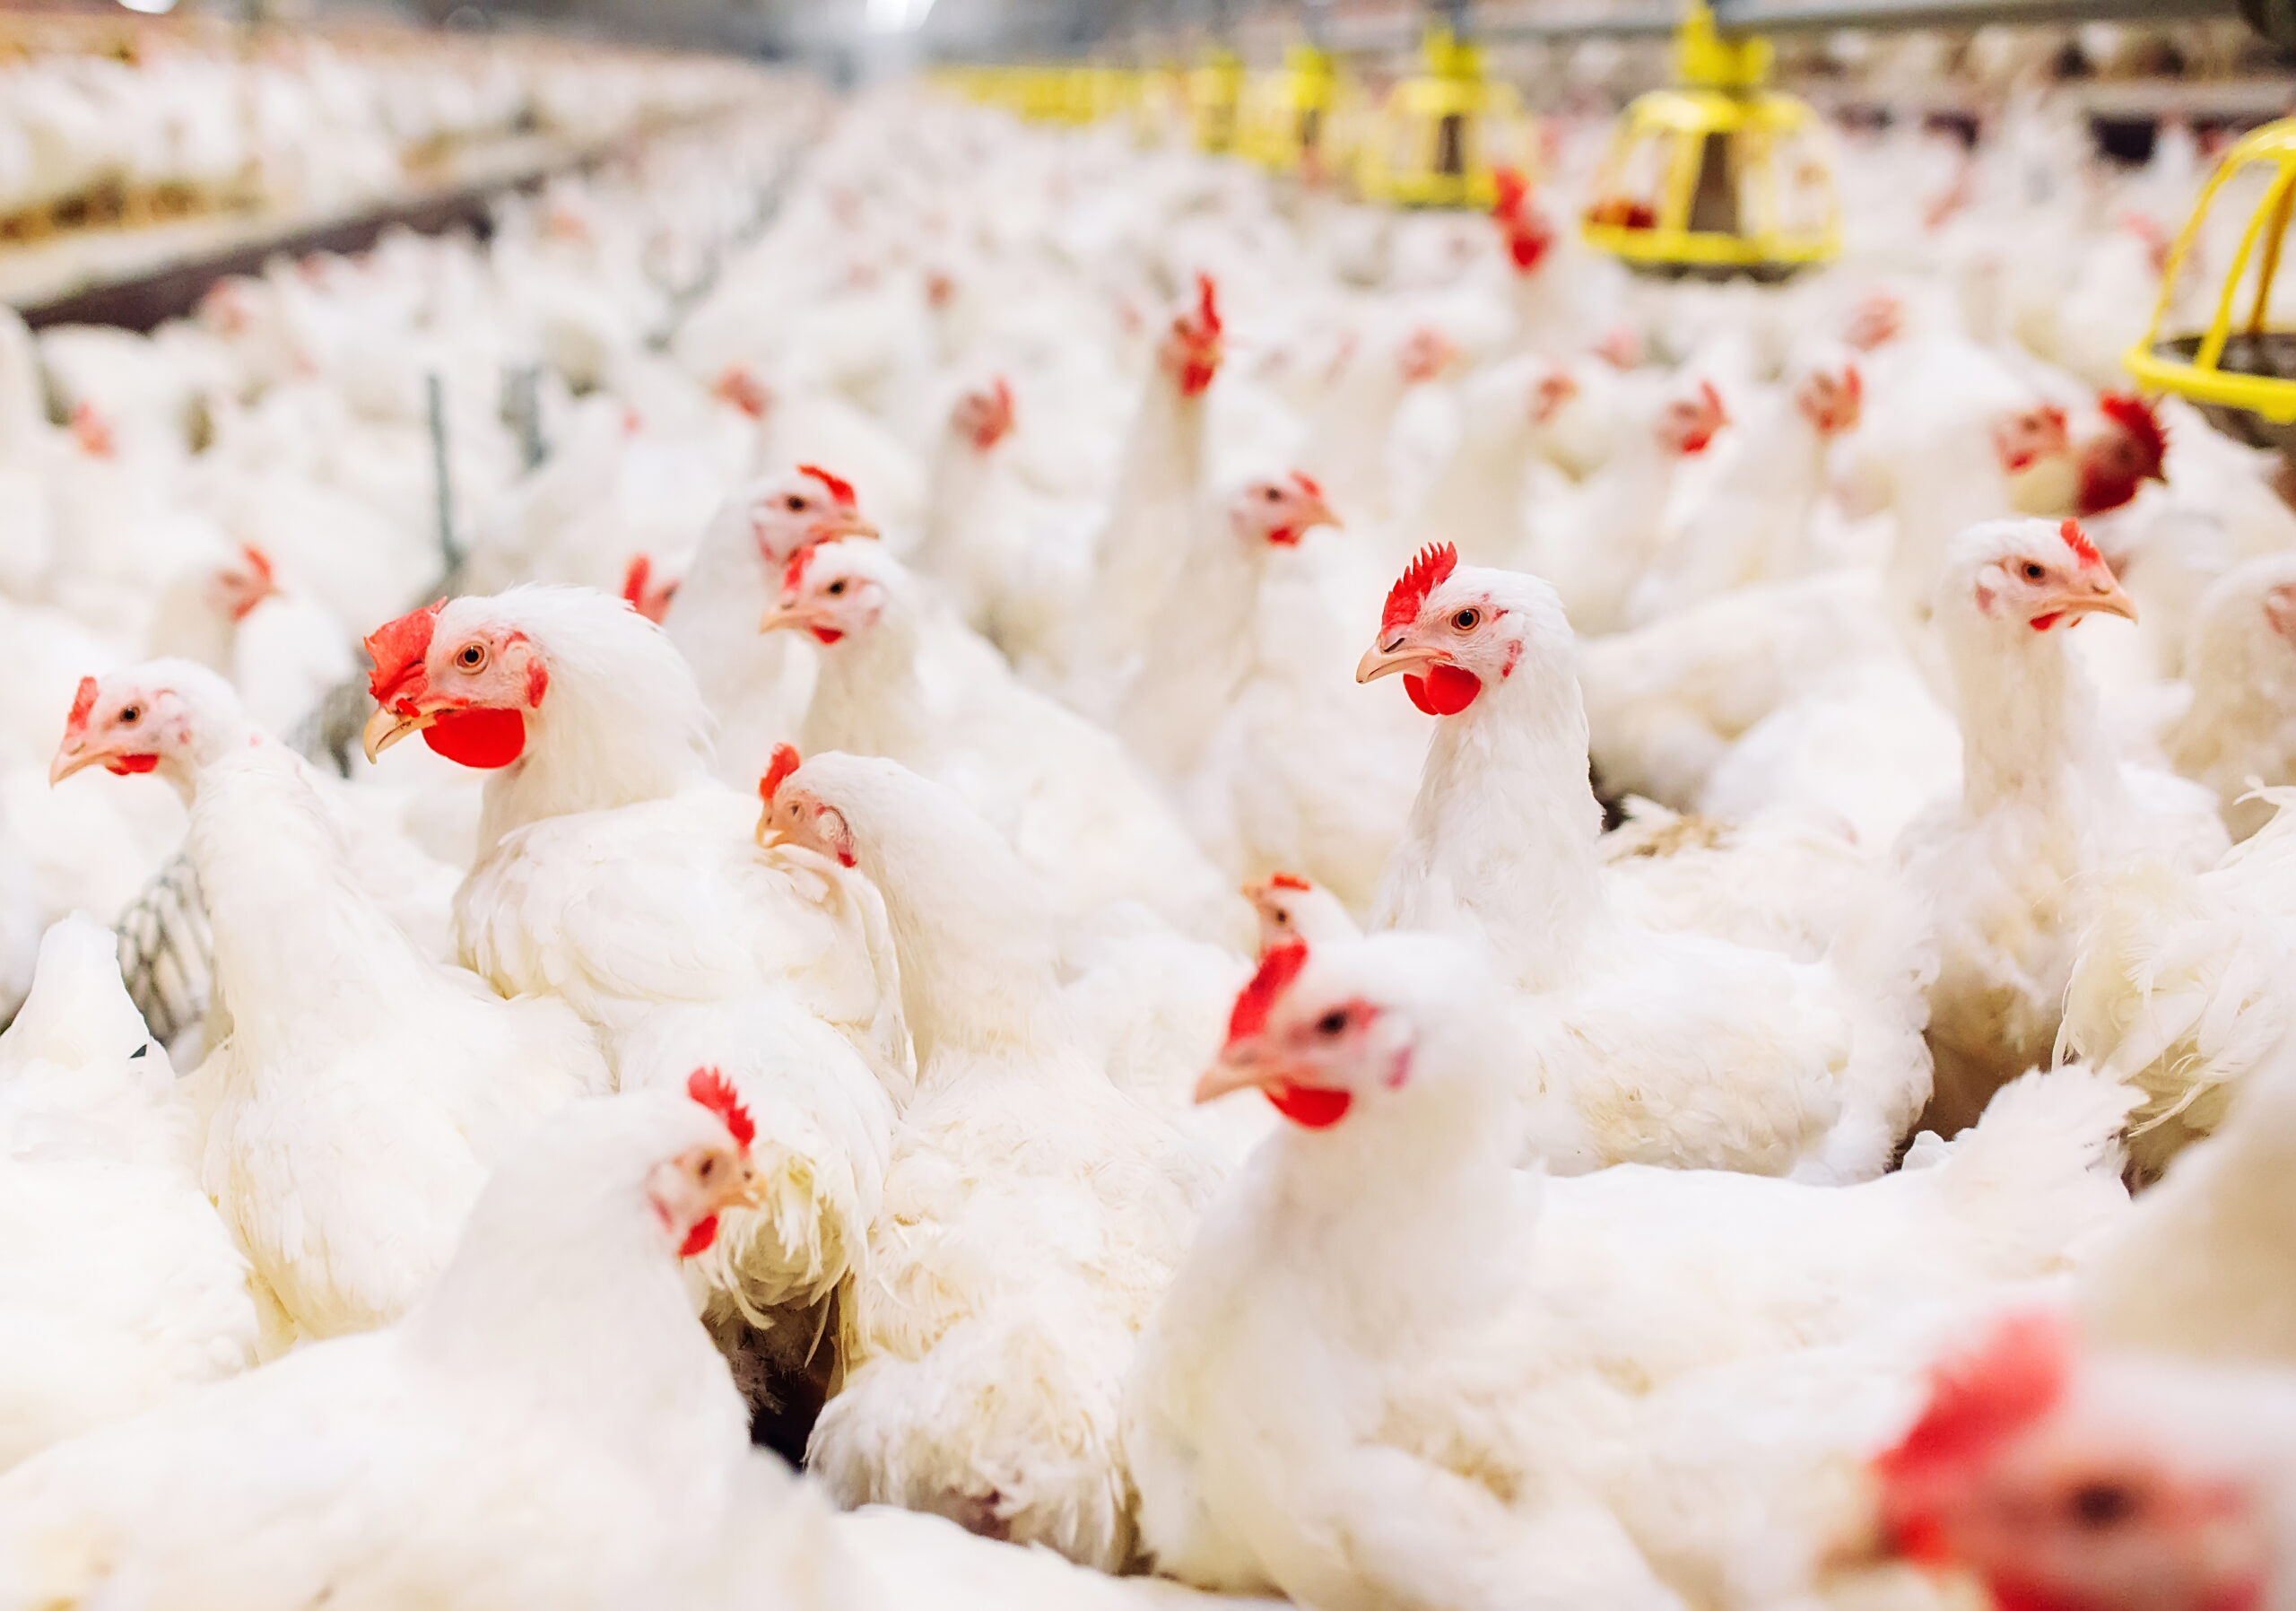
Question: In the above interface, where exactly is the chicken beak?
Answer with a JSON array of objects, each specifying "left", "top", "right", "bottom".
[
  {"left": 815, "top": 509, "right": 880, "bottom": 543},
  {"left": 1355, "top": 636, "right": 1440, "bottom": 684},
  {"left": 2057, "top": 576, "right": 2139, "bottom": 624},
  {"left": 722, "top": 1157, "right": 767, "bottom": 1213},
  {"left": 1194, "top": 1041, "right": 1277, "bottom": 1105},
  {"left": 1302, "top": 498, "right": 1342, "bottom": 533},
  {"left": 759, "top": 604, "right": 809, "bottom": 635},
  {"left": 48, "top": 742, "right": 100, "bottom": 786},
  {"left": 362, "top": 705, "right": 434, "bottom": 762}
]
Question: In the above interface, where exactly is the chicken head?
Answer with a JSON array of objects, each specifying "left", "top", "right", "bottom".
[
  {"left": 1862, "top": 1311, "right": 2271, "bottom": 1611},
  {"left": 1657, "top": 378, "right": 1730, "bottom": 457},
  {"left": 760, "top": 540, "right": 892, "bottom": 647},
  {"left": 1355, "top": 542, "right": 1564, "bottom": 717},
  {"left": 1242, "top": 873, "right": 1361, "bottom": 955},
  {"left": 50, "top": 659, "right": 251, "bottom": 797},
  {"left": 361, "top": 599, "right": 549, "bottom": 769},
  {"left": 2074, "top": 392, "right": 2170, "bottom": 518},
  {"left": 1158, "top": 273, "right": 1224, "bottom": 399},
  {"left": 1948, "top": 518, "right": 2138, "bottom": 636},
  {"left": 1228, "top": 472, "right": 1340, "bottom": 550},
  {"left": 651, "top": 1067, "right": 766, "bottom": 1259}
]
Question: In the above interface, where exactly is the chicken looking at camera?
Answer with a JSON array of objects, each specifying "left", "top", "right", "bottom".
[
  {"left": 1361, "top": 544, "right": 1931, "bottom": 1180},
  {"left": 54, "top": 661, "right": 463, "bottom": 962},
  {"left": 769, "top": 540, "right": 1248, "bottom": 944},
  {"left": 760, "top": 752, "right": 1226, "bottom": 1571},
  {"left": 661, "top": 465, "right": 881, "bottom": 791},
  {"left": 1535, "top": 374, "right": 1732, "bottom": 637},
  {"left": 1125, "top": 933, "right": 2135, "bottom": 1609},
  {"left": 1852, "top": 1311, "right": 2296, "bottom": 1611},
  {"left": 57, "top": 701, "right": 606, "bottom": 1340},
  {"left": 0, "top": 1075, "right": 778, "bottom": 1611},
  {"left": 0, "top": 916, "right": 266, "bottom": 1471},
  {"left": 361, "top": 588, "right": 906, "bottom": 1367},
  {"left": 1898, "top": 518, "right": 2227, "bottom": 1137}
]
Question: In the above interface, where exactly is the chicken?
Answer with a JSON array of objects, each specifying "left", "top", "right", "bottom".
[
  {"left": 1125, "top": 931, "right": 2134, "bottom": 1608},
  {"left": 141, "top": 542, "right": 358, "bottom": 740},
  {"left": 2079, "top": 1018, "right": 2296, "bottom": 1369},
  {"left": 759, "top": 750, "right": 1227, "bottom": 1568},
  {"left": 1898, "top": 517, "right": 2228, "bottom": 1136},
  {"left": 660, "top": 465, "right": 881, "bottom": 791},
  {"left": 1855, "top": 1310, "right": 2296, "bottom": 1611},
  {"left": 361, "top": 586, "right": 905, "bottom": 1364},
  {"left": 53, "top": 660, "right": 463, "bottom": 961},
  {"left": 2057, "top": 793, "right": 2296, "bottom": 1180},
  {"left": 1361, "top": 544, "right": 1932, "bottom": 1180},
  {"left": 1401, "top": 353, "right": 1580, "bottom": 568},
  {"left": 1626, "top": 345, "right": 1866, "bottom": 623},
  {"left": 1534, "top": 374, "right": 1731, "bottom": 637},
  {"left": 2164, "top": 553, "right": 2296, "bottom": 841},
  {"left": 770, "top": 539, "right": 1248, "bottom": 944},
  {"left": 0, "top": 1075, "right": 775, "bottom": 1611},
  {"left": 58, "top": 705, "right": 605, "bottom": 1339},
  {"left": 0, "top": 916, "right": 266, "bottom": 1471}
]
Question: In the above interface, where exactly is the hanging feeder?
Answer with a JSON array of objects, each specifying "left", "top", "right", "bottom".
[
  {"left": 1238, "top": 43, "right": 1350, "bottom": 180},
  {"left": 1356, "top": 26, "right": 1534, "bottom": 211},
  {"left": 2124, "top": 117, "right": 2296, "bottom": 451},
  {"left": 1580, "top": 3, "right": 1839, "bottom": 283}
]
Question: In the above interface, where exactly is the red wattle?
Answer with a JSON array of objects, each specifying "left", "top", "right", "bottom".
[
  {"left": 810, "top": 627, "right": 845, "bottom": 645},
  {"left": 105, "top": 753, "right": 161, "bottom": 775},
  {"left": 1266, "top": 1084, "right": 1352, "bottom": 1128},
  {"left": 1405, "top": 663, "right": 1483, "bottom": 716},
  {"left": 422, "top": 708, "right": 527, "bottom": 769},
  {"left": 679, "top": 1215, "right": 719, "bottom": 1258},
  {"left": 2029, "top": 612, "right": 2063, "bottom": 633}
]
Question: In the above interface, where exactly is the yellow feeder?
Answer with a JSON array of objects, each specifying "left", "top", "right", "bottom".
[
  {"left": 1580, "top": 3, "right": 1839, "bottom": 282},
  {"left": 1357, "top": 27, "right": 1533, "bottom": 210},
  {"left": 1237, "top": 43, "right": 1351, "bottom": 180},
  {"left": 1191, "top": 49, "right": 1247, "bottom": 155},
  {"left": 2125, "top": 117, "right": 2296, "bottom": 448}
]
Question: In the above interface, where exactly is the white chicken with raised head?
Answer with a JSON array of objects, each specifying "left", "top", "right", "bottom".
[
  {"left": 1361, "top": 543, "right": 1931, "bottom": 1180},
  {"left": 1126, "top": 931, "right": 2136, "bottom": 1608},
  {"left": 1898, "top": 516, "right": 2227, "bottom": 1136},
  {"left": 760, "top": 750, "right": 1224, "bottom": 1571},
  {"left": 361, "top": 587, "right": 905, "bottom": 1360},
  {"left": 770, "top": 539, "right": 1248, "bottom": 944},
  {"left": 1071, "top": 274, "right": 1226, "bottom": 705},
  {"left": 54, "top": 660, "right": 463, "bottom": 962},
  {"left": 661, "top": 463, "right": 882, "bottom": 791},
  {"left": 1535, "top": 374, "right": 1732, "bottom": 638},
  {"left": 55, "top": 699, "right": 605, "bottom": 1340},
  {"left": 0, "top": 915, "right": 267, "bottom": 1472}
]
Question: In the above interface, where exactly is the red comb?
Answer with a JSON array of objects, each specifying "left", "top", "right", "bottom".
[
  {"left": 1290, "top": 471, "right": 1325, "bottom": 500},
  {"left": 1195, "top": 273, "right": 1222, "bottom": 338},
  {"left": 686, "top": 1067, "right": 755, "bottom": 1150},
  {"left": 1491, "top": 166, "right": 1528, "bottom": 220},
  {"left": 1699, "top": 378, "right": 1727, "bottom": 423},
  {"left": 713, "top": 365, "right": 771, "bottom": 419},
  {"left": 2060, "top": 518, "right": 2106, "bottom": 570},
  {"left": 781, "top": 545, "right": 821, "bottom": 598},
  {"left": 1226, "top": 940, "right": 1309, "bottom": 1048},
  {"left": 1383, "top": 543, "right": 1458, "bottom": 634},
  {"left": 1267, "top": 872, "right": 1311, "bottom": 892},
  {"left": 994, "top": 376, "right": 1014, "bottom": 417},
  {"left": 65, "top": 675, "right": 98, "bottom": 739},
  {"left": 364, "top": 602, "right": 444, "bottom": 710},
  {"left": 622, "top": 554, "right": 654, "bottom": 610},
  {"left": 798, "top": 465, "right": 858, "bottom": 509},
  {"left": 2097, "top": 391, "right": 2169, "bottom": 475},
  {"left": 239, "top": 544, "right": 274, "bottom": 587},
  {"left": 1876, "top": 1311, "right": 2071, "bottom": 1487},
  {"left": 760, "top": 743, "right": 802, "bottom": 806}
]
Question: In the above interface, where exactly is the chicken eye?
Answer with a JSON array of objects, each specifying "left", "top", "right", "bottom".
[
  {"left": 117, "top": 704, "right": 142, "bottom": 725},
  {"left": 2070, "top": 1482, "right": 2139, "bottom": 1528},
  {"left": 827, "top": 580, "right": 848, "bottom": 597},
  {"left": 2022, "top": 562, "right": 2047, "bottom": 582},
  {"left": 457, "top": 643, "right": 488, "bottom": 671},
  {"left": 697, "top": 1156, "right": 718, "bottom": 1180},
  {"left": 1262, "top": 485, "right": 1283, "bottom": 501},
  {"left": 1272, "top": 909, "right": 1292, "bottom": 927},
  {"left": 1451, "top": 608, "right": 1481, "bottom": 631},
  {"left": 784, "top": 496, "right": 806, "bottom": 512},
  {"left": 1315, "top": 1008, "right": 1349, "bottom": 1037}
]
